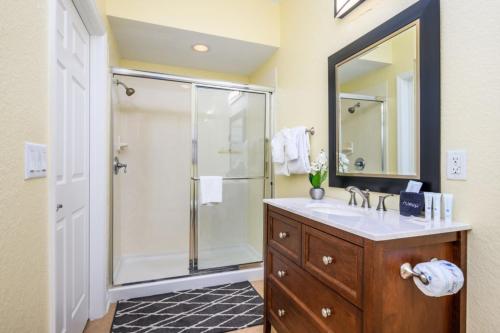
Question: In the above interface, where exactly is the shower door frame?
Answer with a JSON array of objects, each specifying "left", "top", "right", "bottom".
[
  {"left": 190, "top": 83, "right": 272, "bottom": 272},
  {"left": 110, "top": 67, "right": 274, "bottom": 285}
]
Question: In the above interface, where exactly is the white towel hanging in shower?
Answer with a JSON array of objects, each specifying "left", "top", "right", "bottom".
[{"left": 199, "top": 176, "right": 223, "bottom": 205}]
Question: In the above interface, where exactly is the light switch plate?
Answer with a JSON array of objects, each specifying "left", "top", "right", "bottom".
[
  {"left": 24, "top": 142, "right": 47, "bottom": 179},
  {"left": 447, "top": 150, "right": 467, "bottom": 180}
]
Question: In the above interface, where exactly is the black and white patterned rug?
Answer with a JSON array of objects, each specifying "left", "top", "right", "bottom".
[{"left": 111, "top": 281, "right": 263, "bottom": 333}]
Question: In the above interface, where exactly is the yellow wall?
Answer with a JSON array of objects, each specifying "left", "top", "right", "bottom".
[
  {"left": 2, "top": 1, "right": 499, "bottom": 331},
  {"left": 96, "top": 0, "right": 121, "bottom": 66},
  {"left": 120, "top": 59, "right": 249, "bottom": 83},
  {"left": 251, "top": 0, "right": 500, "bottom": 331},
  {"left": 0, "top": 1, "right": 49, "bottom": 332},
  {"left": 106, "top": 0, "right": 280, "bottom": 47}
]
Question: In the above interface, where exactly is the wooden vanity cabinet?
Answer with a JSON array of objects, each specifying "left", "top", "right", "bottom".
[{"left": 264, "top": 204, "right": 467, "bottom": 333}]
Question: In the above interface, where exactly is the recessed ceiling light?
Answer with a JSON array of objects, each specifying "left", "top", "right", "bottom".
[{"left": 192, "top": 44, "right": 209, "bottom": 52}]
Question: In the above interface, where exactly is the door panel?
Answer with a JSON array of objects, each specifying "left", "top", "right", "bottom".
[
  {"left": 195, "top": 87, "right": 266, "bottom": 178},
  {"left": 194, "top": 87, "right": 267, "bottom": 270},
  {"left": 54, "top": 0, "right": 90, "bottom": 332},
  {"left": 196, "top": 179, "right": 264, "bottom": 269}
]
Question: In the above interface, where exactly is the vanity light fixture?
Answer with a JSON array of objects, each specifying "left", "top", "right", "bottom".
[
  {"left": 334, "top": 0, "right": 365, "bottom": 18},
  {"left": 192, "top": 44, "right": 209, "bottom": 52}
]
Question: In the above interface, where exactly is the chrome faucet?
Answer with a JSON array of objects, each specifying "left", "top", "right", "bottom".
[{"left": 346, "top": 186, "right": 371, "bottom": 208}]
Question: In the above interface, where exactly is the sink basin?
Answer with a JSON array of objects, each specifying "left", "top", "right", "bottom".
[
  {"left": 306, "top": 204, "right": 363, "bottom": 218},
  {"left": 311, "top": 207, "right": 363, "bottom": 217}
]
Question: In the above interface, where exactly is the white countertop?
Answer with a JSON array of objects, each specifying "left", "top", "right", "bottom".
[{"left": 263, "top": 197, "right": 471, "bottom": 241}]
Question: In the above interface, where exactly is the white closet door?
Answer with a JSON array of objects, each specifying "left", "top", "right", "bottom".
[{"left": 54, "top": 0, "right": 90, "bottom": 332}]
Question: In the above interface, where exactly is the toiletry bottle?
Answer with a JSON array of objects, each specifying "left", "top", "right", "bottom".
[
  {"left": 432, "top": 193, "right": 442, "bottom": 222},
  {"left": 443, "top": 193, "right": 454, "bottom": 223},
  {"left": 424, "top": 192, "right": 433, "bottom": 221}
]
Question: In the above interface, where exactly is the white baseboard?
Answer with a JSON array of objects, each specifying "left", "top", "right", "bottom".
[{"left": 108, "top": 267, "right": 264, "bottom": 303}]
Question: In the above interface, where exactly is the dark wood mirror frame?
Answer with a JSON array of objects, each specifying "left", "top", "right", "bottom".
[{"left": 328, "top": 0, "right": 440, "bottom": 194}]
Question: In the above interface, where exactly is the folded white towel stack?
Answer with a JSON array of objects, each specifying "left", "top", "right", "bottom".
[
  {"left": 413, "top": 260, "right": 464, "bottom": 297},
  {"left": 199, "top": 176, "right": 223, "bottom": 205},
  {"left": 271, "top": 126, "right": 311, "bottom": 176}
]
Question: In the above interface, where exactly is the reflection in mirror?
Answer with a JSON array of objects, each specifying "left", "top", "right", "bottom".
[{"left": 337, "top": 23, "right": 419, "bottom": 177}]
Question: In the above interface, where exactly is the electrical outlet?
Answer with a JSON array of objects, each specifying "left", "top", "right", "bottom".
[{"left": 447, "top": 150, "right": 467, "bottom": 180}]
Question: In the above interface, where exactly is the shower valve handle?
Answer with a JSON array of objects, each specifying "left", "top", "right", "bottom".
[{"left": 114, "top": 157, "right": 128, "bottom": 175}]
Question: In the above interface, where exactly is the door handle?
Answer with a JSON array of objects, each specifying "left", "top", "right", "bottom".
[{"left": 56, "top": 204, "right": 63, "bottom": 212}]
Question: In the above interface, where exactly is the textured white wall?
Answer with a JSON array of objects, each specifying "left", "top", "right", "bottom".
[
  {"left": 0, "top": 1, "right": 49, "bottom": 332},
  {"left": 251, "top": 0, "right": 500, "bottom": 331},
  {"left": 112, "top": 76, "right": 191, "bottom": 259}
]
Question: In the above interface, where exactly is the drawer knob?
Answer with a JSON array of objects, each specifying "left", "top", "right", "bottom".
[
  {"left": 278, "top": 309, "right": 286, "bottom": 317},
  {"left": 277, "top": 270, "right": 286, "bottom": 278},
  {"left": 321, "top": 307, "right": 332, "bottom": 318},
  {"left": 322, "top": 255, "right": 334, "bottom": 265},
  {"left": 278, "top": 232, "right": 289, "bottom": 239}
]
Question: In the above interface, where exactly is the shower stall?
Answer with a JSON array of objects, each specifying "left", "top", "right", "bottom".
[
  {"left": 111, "top": 68, "right": 272, "bottom": 286},
  {"left": 339, "top": 93, "right": 386, "bottom": 174}
]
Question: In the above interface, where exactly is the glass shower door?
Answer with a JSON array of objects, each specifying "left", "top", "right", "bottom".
[
  {"left": 112, "top": 75, "right": 192, "bottom": 284},
  {"left": 193, "top": 86, "right": 267, "bottom": 270}
]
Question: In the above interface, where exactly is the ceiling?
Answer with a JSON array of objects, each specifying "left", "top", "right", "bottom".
[
  {"left": 109, "top": 16, "right": 278, "bottom": 76},
  {"left": 338, "top": 58, "right": 391, "bottom": 84}
]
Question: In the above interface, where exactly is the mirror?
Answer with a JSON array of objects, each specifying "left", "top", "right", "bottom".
[
  {"left": 328, "top": 0, "right": 440, "bottom": 194},
  {"left": 337, "top": 23, "right": 418, "bottom": 177}
]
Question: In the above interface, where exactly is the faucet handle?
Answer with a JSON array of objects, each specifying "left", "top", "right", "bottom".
[
  {"left": 363, "top": 195, "right": 371, "bottom": 209},
  {"left": 346, "top": 187, "right": 357, "bottom": 206},
  {"left": 360, "top": 189, "right": 371, "bottom": 209},
  {"left": 376, "top": 194, "right": 394, "bottom": 211},
  {"left": 348, "top": 191, "right": 357, "bottom": 206}
]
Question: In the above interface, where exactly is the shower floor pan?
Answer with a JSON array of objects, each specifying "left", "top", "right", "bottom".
[{"left": 114, "top": 243, "right": 261, "bottom": 285}]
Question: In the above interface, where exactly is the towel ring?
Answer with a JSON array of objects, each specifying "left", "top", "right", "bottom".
[{"left": 400, "top": 258, "right": 438, "bottom": 285}]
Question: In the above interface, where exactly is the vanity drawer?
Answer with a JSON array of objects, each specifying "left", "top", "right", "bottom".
[
  {"left": 268, "top": 283, "right": 320, "bottom": 333},
  {"left": 268, "top": 212, "right": 301, "bottom": 264},
  {"left": 268, "top": 248, "right": 362, "bottom": 333},
  {"left": 303, "top": 226, "right": 363, "bottom": 307}
]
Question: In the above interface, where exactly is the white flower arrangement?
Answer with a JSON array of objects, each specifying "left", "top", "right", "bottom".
[{"left": 309, "top": 150, "right": 328, "bottom": 189}]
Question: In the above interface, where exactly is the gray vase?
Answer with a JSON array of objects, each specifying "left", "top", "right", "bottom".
[{"left": 309, "top": 188, "right": 325, "bottom": 200}]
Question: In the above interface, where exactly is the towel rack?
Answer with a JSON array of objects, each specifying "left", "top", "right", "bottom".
[
  {"left": 306, "top": 127, "right": 315, "bottom": 135},
  {"left": 191, "top": 177, "right": 265, "bottom": 181},
  {"left": 400, "top": 258, "right": 439, "bottom": 285},
  {"left": 400, "top": 263, "right": 429, "bottom": 285}
]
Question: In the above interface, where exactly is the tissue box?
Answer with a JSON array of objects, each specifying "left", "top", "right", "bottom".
[{"left": 399, "top": 191, "right": 424, "bottom": 217}]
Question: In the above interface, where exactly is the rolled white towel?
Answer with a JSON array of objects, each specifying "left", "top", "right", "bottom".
[{"left": 413, "top": 260, "right": 464, "bottom": 297}]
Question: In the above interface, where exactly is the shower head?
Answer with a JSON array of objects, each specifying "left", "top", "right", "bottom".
[
  {"left": 115, "top": 79, "right": 135, "bottom": 96},
  {"left": 125, "top": 87, "right": 135, "bottom": 96},
  {"left": 348, "top": 102, "right": 361, "bottom": 114}
]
